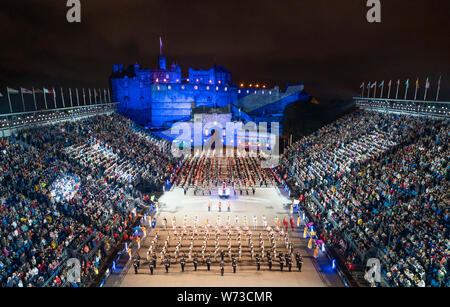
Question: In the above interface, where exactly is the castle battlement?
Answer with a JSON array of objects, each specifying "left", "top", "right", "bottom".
[{"left": 110, "top": 46, "right": 306, "bottom": 128}]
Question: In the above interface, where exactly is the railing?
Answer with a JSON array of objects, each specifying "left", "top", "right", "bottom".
[
  {"left": 0, "top": 103, "right": 117, "bottom": 133},
  {"left": 353, "top": 97, "right": 450, "bottom": 118}
]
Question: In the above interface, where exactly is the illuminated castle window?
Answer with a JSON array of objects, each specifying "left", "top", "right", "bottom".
[
  {"left": 181, "top": 85, "right": 185, "bottom": 90},
  {"left": 194, "top": 86, "right": 198, "bottom": 90},
  {"left": 206, "top": 86, "right": 210, "bottom": 90}
]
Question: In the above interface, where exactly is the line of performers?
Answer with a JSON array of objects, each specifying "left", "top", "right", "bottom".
[{"left": 141, "top": 214, "right": 304, "bottom": 274}]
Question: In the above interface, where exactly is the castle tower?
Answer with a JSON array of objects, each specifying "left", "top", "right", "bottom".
[{"left": 159, "top": 56, "right": 167, "bottom": 70}]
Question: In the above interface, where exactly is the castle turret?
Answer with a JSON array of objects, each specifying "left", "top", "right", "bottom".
[{"left": 159, "top": 56, "right": 167, "bottom": 70}]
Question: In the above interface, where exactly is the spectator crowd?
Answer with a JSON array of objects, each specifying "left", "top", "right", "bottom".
[
  {"left": 281, "top": 110, "right": 449, "bottom": 287},
  {"left": 0, "top": 114, "right": 173, "bottom": 286}
]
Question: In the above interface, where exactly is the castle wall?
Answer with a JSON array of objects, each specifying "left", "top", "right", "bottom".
[{"left": 111, "top": 61, "right": 304, "bottom": 128}]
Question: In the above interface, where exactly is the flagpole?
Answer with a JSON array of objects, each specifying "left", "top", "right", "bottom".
[
  {"left": 32, "top": 87, "right": 37, "bottom": 111},
  {"left": 43, "top": 89, "right": 48, "bottom": 109},
  {"left": 436, "top": 76, "right": 441, "bottom": 101},
  {"left": 21, "top": 88, "right": 26, "bottom": 112},
  {"left": 414, "top": 79, "right": 418, "bottom": 100},
  {"left": 52, "top": 87, "right": 57, "bottom": 109},
  {"left": 367, "top": 83, "right": 371, "bottom": 98},
  {"left": 395, "top": 80, "right": 399, "bottom": 99},
  {"left": 404, "top": 80, "right": 409, "bottom": 100},
  {"left": 6, "top": 87, "right": 12, "bottom": 113},
  {"left": 380, "top": 82, "right": 384, "bottom": 98},
  {"left": 61, "top": 87, "right": 66, "bottom": 108},
  {"left": 387, "top": 81, "right": 391, "bottom": 99},
  {"left": 99, "top": 88, "right": 102, "bottom": 103},
  {"left": 69, "top": 88, "right": 73, "bottom": 107},
  {"left": 361, "top": 82, "right": 365, "bottom": 97},
  {"left": 83, "top": 88, "right": 86, "bottom": 105},
  {"left": 424, "top": 78, "right": 428, "bottom": 101},
  {"left": 108, "top": 89, "right": 111, "bottom": 103},
  {"left": 76, "top": 88, "right": 80, "bottom": 106},
  {"left": 89, "top": 88, "right": 92, "bottom": 105}
]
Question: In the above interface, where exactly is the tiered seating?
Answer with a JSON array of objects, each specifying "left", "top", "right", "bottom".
[{"left": 282, "top": 110, "right": 449, "bottom": 287}]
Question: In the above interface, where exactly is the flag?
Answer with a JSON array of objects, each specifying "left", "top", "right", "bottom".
[
  {"left": 360, "top": 82, "right": 365, "bottom": 88},
  {"left": 0, "top": 91, "right": 3, "bottom": 97},
  {"left": 388, "top": 80, "right": 392, "bottom": 87},
  {"left": 34, "top": 88, "right": 43, "bottom": 93},
  {"left": 43, "top": 88, "right": 54, "bottom": 94},
  {"left": 415, "top": 78, "right": 419, "bottom": 88},
  {"left": 425, "top": 77, "right": 430, "bottom": 89},
  {"left": 437, "top": 76, "right": 441, "bottom": 88},
  {"left": 7, "top": 87, "right": 19, "bottom": 94},
  {"left": 367, "top": 82, "right": 371, "bottom": 89},
  {"left": 405, "top": 79, "right": 410, "bottom": 88},
  {"left": 397, "top": 79, "right": 400, "bottom": 85},
  {"left": 379, "top": 81, "right": 384, "bottom": 87},
  {"left": 160, "top": 36, "right": 163, "bottom": 55},
  {"left": 371, "top": 81, "right": 376, "bottom": 88},
  {"left": 21, "top": 87, "right": 33, "bottom": 94}
]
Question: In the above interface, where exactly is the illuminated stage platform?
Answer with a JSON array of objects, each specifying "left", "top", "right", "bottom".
[
  {"left": 218, "top": 187, "right": 231, "bottom": 198},
  {"left": 103, "top": 187, "right": 343, "bottom": 287}
]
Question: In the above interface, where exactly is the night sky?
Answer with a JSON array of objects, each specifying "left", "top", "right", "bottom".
[{"left": 1, "top": 0, "right": 449, "bottom": 107}]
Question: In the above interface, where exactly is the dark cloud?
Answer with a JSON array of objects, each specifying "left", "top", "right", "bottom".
[{"left": 0, "top": 0, "right": 449, "bottom": 101}]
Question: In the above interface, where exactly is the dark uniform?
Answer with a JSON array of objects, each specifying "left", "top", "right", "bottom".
[
  {"left": 256, "top": 256, "right": 261, "bottom": 271},
  {"left": 220, "top": 261, "right": 225, "bottom": 276},
  {"left": 298, "top": 256, "right": 303, "bottom": 272},
  {"left": 181, "top": 257, "right": 186, "bottom": 272},
  {"left": 279, "top": 258, "right": 284, "bottom": 271},
  {"left": 206, "top": 258, "right": 211, "bottom": 271},
  {"left": 149, "top": 262, "right": 154, "bottom": 275},
  {"left": 232, "top": 258, "right": 237, "bottom": 273},
  {"left": 152, "top": 254, "right": 157, "bottom": 269},
  {"left": 165, "top": 259, "right": 170, "bottom": 273},
  {"left": 287, "top": 258, "right": 292, "bottom": 272},
  {"left": 193, "top": 256, "right": 198, "bottom": 271},
  {"left": 268, "top": 256, "right": 272, "bottom": 270},
  {"left": 133, "top": 259, "right": 139, "bottom": 274}
]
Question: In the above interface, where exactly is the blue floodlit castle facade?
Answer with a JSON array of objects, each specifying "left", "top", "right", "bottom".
[{"left": 110, "top": 52, "right": 308, "bottom": 128}]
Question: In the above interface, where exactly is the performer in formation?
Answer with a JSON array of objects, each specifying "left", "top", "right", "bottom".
[{"left": 142, "top": 213, "right": 304, "bottom": 274}]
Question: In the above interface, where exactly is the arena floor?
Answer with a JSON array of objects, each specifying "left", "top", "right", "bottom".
[{"left": 104, "top": 187, "right": 344, "bottom": 287}]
